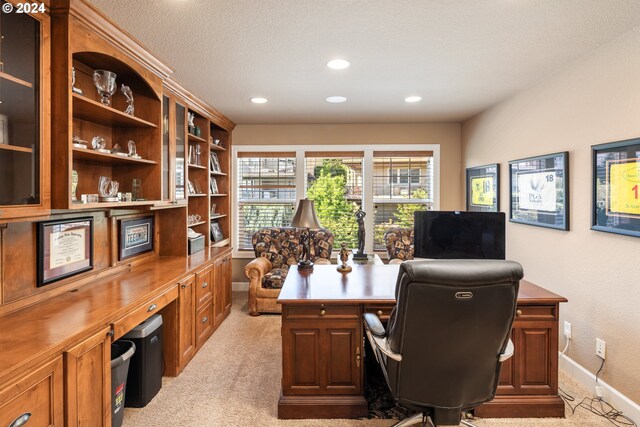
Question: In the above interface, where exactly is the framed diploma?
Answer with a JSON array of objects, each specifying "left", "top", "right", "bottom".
[
  {"left": 592, "top": 138, "right": 640, "bottom": 237},
  {"left": 37, "top": 217, "right": 93, "bottom": 287},
  {"left": 509, "top": 152, "right": 569, "bottom": 230},
  {"left": 119, "top": 216, "right": 155, "bottom": 260},
  {"left": 466, "top": 164, "right": 499, "bottom": 212}
]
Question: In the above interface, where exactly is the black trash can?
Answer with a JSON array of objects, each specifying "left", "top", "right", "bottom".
[
  {"left": 123, "top": 314, "right": 163, "bottom": 408},
  {"left": 111, "top": 340, "right": 136, "bottom": 427}
]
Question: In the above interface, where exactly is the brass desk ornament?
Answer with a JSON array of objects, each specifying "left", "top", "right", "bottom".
[{"left": 337, "top": 242, "right": 352, "bottom": 273}]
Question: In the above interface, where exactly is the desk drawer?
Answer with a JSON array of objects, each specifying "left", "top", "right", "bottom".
[
  {"left": 515, "top": 305, "right": 557, "bottom": 320},
  {"left": 113, "top": 286, "right": 179, "bottom": 339},
  {"left": 363, "top": 305, "right": 394, "bottom": 321},
  {"left": 196, "top": 301, "right": 214, "bottom": 348},
  {"left": 195, "top": 265, "right": 213, "bottom": 309},
  {"left": 284, "top": 305, "right": 359, "bottom": 320}
]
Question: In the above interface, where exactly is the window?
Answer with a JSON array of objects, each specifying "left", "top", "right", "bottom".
[
  {"left": 236, "top": 152, "right": 296, "bottom": 250},
  {"left": 233, "top": 145, "right": 438, "bottom": 254}
]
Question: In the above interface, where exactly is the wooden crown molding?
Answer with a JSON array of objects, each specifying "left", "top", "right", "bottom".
[{"left": 51, "top": 0, "right": 174, "bottom": 80}]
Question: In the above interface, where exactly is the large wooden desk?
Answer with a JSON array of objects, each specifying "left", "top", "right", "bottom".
[{"left": 277, "top": 263, "right": 567, "bottom": 419}]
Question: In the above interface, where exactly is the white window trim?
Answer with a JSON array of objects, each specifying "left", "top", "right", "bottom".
[{"left": 232, "top": 144, "right": 440, "bottom": 258}]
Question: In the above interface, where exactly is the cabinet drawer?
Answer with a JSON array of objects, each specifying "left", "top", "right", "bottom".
[
  {"left": 196, "top": 301, "right": 214, "bottom": 348},
  {"left": 113, "top": 286, "right": 179, "bottom": 339},
  {"left": 195, "top": 266, "right": 213, "bottom": 308},
  {"left": 0, "top": 357, "right": 64, "bottom": 427},
  {"left": 363, "top": 305, "right": 394, "bottom": 321},
  {"left": 515, "top": 305, "right": 557, "bottom": 320},
  {"left": 284, "top": 305, "right": 359, "bottom": 320}
]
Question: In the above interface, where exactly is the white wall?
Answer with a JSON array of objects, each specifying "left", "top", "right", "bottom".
[{"left": 462, "top": 27, "right": 640, "bottom": 403}]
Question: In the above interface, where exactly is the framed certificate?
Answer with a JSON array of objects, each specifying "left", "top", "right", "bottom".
[
  {"left": 466, "top": 164, "right": 499, "bottom": 212},
  {"left": 509, "top": 152, "right": 569, "bottom": 230},
  {"left": 119, "top": 216, "right": 155, "bottom": 260},
  {"left": 592, "top": 138, "right": 640, "bottom": 237},
  {"left": 37, "top": 217, "right": 93, "bottom": 287}
]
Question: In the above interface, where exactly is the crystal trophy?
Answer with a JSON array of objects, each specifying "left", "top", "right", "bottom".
[
  {"left": 72, "top": 136, "right": 88, "bottom": 149},
  {"left": 111, "top": 143, "right": 128, "bottom": 157},
  {"left": 132, "top": 178, "right": 143, "bottom": 201},
  {"left": 187, "top": 112, "right": 195, "bottom": 134},
  {"left": 71, "top": 67, "right": 83, "bottom": 95},
  {"left": 128, "top": 140, "right": 141, "bottom": 159},
  {"left": 91, "top": 136, "right": 109, "bottom": 153},
  {"left": 98, "top": 176, "right": 119, "bottom": 202},
  {"left": 121, "top": 84, "right": 134, "bottom": 115},
  {"left": 93, "top": 70, "right": 117, "bottom": 106}
]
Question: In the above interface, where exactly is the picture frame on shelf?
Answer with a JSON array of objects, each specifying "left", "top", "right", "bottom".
[
  {"left": 210, "top": 152, "right": 221, "bottom": 173},
  {"left": 466, "top": 163, "right": 499, "bottom": 212},
  {"left": 592, "top": 137, "right": 640, "bottom": 238},
  {"left": 187, "top": 179, "right": 195, "bottom": 195},
  {"left": 37, "top": 217, "right": 94, "bottom": 287},
  {"left": 192, "top": 178, "right": 203, "bottom": 194},
  {"left": 210, "top": 203, "right": 217, "bottom": 216},
  {"left": 119, "top": 216, "right": 154, "bottom": 260},
  {"left": 210, "top": 221, "right": 224, "bottom": 242},
  {"left": 509, "top": 151, "right": 569, "bottom": 230},
  {"left": 210, "top": 177, "right": 218, "bottom": 194}
]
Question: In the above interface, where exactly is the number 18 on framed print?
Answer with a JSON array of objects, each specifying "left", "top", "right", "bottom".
[{"left": 509, "top": 152, "right": 569, "bottom": 230}]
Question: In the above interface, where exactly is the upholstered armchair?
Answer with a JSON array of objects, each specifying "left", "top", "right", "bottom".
[
  {"left": 244, "top": 227, "right": 334, "bottom": 316},
  {"left": 384, "top": 227, "right": 414, "bottom": 264}
]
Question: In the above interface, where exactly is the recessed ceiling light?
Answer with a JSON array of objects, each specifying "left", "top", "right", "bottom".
[
  {"left": 250, "top": 97, "right": 268, "bottom": 104},
  {"left": 326, "top": 59, "right": 350, "bottom": 70},
  {"left": 404, "top": 96, "right": 422, "bottom": 103},
  {"left": 326, "top": 96, "right": 347, "bottom": 103}
]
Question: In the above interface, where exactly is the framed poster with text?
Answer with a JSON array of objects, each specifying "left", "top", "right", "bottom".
[
  {"left": 37, "top": 217, "right": 94, "bottom": 286},
  {"left": 509, "top": 152, "right": 569, "bottom": 230},
  {"left": 466, "top": 164, "right": 499, "bottom": 212},
  {"left": 592, "top": 138, "right": 640, "bottom": 237}
]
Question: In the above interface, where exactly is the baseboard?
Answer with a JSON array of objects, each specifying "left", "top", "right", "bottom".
[
  {"left": 232, "top": 281, "right": 249, "bottom": 291},
  {"left": 559, "top": 353, "right": 639, "bottom": 423}
]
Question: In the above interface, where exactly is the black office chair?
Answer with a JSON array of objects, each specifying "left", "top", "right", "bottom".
[{"left": 364, "top": 259, "right": 523, "bottom": 427}]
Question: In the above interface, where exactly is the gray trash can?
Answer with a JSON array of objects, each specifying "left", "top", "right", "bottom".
[
  {"left": 111, "top": 340, "right": 136, "bottom": 427},
  {"left": 123, "top": 314, "right": 163, "bottom": 408}
]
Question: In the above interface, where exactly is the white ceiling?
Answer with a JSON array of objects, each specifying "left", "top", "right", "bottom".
[{"left": 88, "top": 0, "right": 640, "bottom": 125}]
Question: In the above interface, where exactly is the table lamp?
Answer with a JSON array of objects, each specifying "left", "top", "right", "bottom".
[{"left": 290, "top": 198, "right": 321, "bottom": 271}]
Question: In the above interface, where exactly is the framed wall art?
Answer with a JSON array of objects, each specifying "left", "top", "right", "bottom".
[
  {"left": 119, "top": 216, "right": 154, "bottom": 260},
  {"left": 509, "top": 152, "right": 569, "bottom": 230},
  {"left": 592, "top": 138, "right": 640, "bottom": 237},
  {"left": 466, "top": 163, "right": 499, "bottom": 212},
  {"left": 37, "top": 217, "right": 94, "bottom": 286}
]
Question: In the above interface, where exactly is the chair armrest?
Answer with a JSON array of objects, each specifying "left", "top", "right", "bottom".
[
  {"left": 363, "top": 313, "right": 402, "bottom": 362},
  {"left": 499, "top": 339, "right": 514, "bottom": 362},
  {"left": 363, "top": 313, "right": 386, "bottom": 338},
  {"left": 314, "top": 258, "right": 331, "bottom": 265},
  {"left": 244, "top": 257, "right": 273, "bottom": 281},
  {"left": 387, "top": 258, "right": 404, "bottom": 265}
]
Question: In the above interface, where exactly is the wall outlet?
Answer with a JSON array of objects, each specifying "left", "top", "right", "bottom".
[
  {"left": 596, "top": 338, "right": 606, "bottom": 359},
  {"left": 563, "top": 321, "right": 572, "bottom": 339}
]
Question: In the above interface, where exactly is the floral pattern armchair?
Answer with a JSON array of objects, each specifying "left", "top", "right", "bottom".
[
  {"left": 244, "top": 227, "right": 334, "bottom": 316},
  {"left": 384, "top": 227, "right": 414, "bottom": 264}
]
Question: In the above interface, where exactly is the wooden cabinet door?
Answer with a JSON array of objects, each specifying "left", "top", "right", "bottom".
[
  {"left": 178, "top": 274, "right": 196, "bottom": 369},
  {"left": 213, "top": 258, "right": 225, "bottom": 327},
  {"left": 223, "top": 255, "right": 232, "bottom": 314},
  {"left": 282, "top": 319, "right": 361, "bottom": 395},
  {"left": 0, "top": 356, "right": 64, "bottom": 427},
  {"left": 65, "top": 327, "right": 111, "bottom": 427}
]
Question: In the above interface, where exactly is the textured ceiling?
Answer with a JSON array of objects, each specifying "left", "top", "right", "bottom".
[{"left": 88, "top": 0, "right": 640, "bottom": 124}]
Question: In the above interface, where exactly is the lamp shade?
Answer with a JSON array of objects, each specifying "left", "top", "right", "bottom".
[{"left": 291, "top": 199, "right": 321, "bottom": 229}]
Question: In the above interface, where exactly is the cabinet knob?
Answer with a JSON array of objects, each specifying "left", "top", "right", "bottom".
[
  {"left": 516, "top": 309, "right": 523, "bottom": 317},
  {"left": 181, "top": 283, "right": 187, "bottom": 289},
  {"left": 148, "top": 304, "right": 157, "bottom": 312},
  {"left": 202, "top": 282, "right": 208, "bottom": 288},
  {"left": 9, "top": 413, "right": 31, "bottom": 427},
  {"left": 202, "top": 316, "right": 208, "bottom": 324},
  {"left": 377, "top": 310, "right": 383, "bottom": 317},
  {"left": 320, "top": 309, "right": 326, "bottom": 316},
  {"left": 107, "top": 329, "right": 114, "bottom": 338}
]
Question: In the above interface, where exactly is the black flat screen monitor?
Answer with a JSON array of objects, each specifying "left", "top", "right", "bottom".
[{"left": 414, "top": 211, "right": 505, "bottom": 260}]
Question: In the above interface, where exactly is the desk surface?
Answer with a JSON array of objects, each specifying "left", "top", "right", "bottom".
[{"left": 277, "top": 263, "right": 567, "bottom": 305}]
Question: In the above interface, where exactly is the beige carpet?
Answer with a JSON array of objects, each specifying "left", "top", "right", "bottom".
[{"left": 123, "top": 292, "right": 614, "bottom": 427}]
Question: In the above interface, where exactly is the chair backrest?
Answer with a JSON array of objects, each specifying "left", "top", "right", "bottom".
[
  {"left": 384, "top": 228, "right": 414, "bottom": 261},
  {"left": 385, "top": 259, "right": 522, "bottom": 423},
  {"left": 252, "top": 227, "right": 334, "bottom": 267}
]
